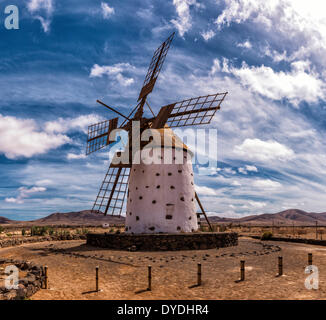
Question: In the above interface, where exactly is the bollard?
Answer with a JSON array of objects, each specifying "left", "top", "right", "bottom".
[
  {"left": 44, "top": 265, "right": 48, "bottom": 289},
  {"left": 147, "top": 266, "right": 152, "bottom": 291},
  {"left": 278, "top": 256, "right": 283, "bottom": 276},
  {"left": 316, "top": 221, "right": 318, "bottom": 240},
  {"left": 308, "top": 253, "right": 313, "bottom": 266},
  {"left": 240, "top": 260, "right": 245, "bottom": 281},
  {"left": 197, "top": 263, "right": 202, "bottom": 286},
  {"left": 96, "top": 266, "right": 99, "bottom": 292}
]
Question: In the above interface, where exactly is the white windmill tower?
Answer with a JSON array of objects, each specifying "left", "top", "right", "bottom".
[{"left": 86, "top": 33, "right": 227, "bottom": 234}]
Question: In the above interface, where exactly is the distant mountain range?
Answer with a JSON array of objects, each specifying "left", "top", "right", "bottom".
[
  {"left": 207, "top": 209, "right": 326, "bottom": 225},
  {"left": 0, "top": 210, "right": 124, "bottom": 226},
  {"left": 1, "top": 209, "right": 326, "bottom": 226}
]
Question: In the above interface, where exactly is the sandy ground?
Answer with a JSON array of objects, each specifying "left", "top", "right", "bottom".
[{"left": 0, "top": 237, "right": 325, "bottom": 300}]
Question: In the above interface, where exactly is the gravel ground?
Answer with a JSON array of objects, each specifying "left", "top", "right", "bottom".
[{"left": 0, "top": 237, "right": 325, "bottom": 300}]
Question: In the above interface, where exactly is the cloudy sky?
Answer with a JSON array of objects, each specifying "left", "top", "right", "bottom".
[{"left": 1, "top": 0, "right": 326, "bottom": 220}]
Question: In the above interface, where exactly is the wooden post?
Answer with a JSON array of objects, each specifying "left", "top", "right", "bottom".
[
  {"left": 147, "top": 266, "right": 152, "bottom": 291},
  {"left": 197, "top": 263, "right": 202, "bottom": 286},
  {"left": 44, "top": 265, "right": 48, "bottom": 289},
  {"left": 96, "top": 266, "right": 99, "bottom": 292},
  {"left": 278, "top": 256, "right": 283, "bottom": 276},
  {"left": 316, "top": 221, "right": 318, "bottom": 240},
  {"left": 240, "top": 260, "right": 245, "bottom": 281},
  {"left": 308, "top": 253, "right": 313, "bottom": 266}
]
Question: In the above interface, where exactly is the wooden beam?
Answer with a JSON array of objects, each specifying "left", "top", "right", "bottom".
[
  {"left": 195, "top": 192, "right": 213, "bottom": 231},
  {"left": 97, "top": 100, "right": 130, "bottom": 121},
  {"left": 104, "top": 167, "right": 122, "bottom": 216}
]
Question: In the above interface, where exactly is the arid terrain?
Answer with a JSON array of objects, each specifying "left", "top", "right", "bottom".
[
  {"left": 0, "top": 237, "right": 325, "bottom": 300},
  {"left": 1, "top": 209, "right": 326, "bottom": 300}
]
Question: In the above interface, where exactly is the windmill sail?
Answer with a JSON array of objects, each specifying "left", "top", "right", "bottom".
[
  {"left": 86, "top": 117, "right": 119, "bottom": 155},
  {"left": 153, "top": 92, "right": 228, "bottom": 128},
  {"left": 92, "top": 165, "right": 130, "bottom": 216},
  {"left": 138, "top": 32, "right": 175, "bottom": 101}
]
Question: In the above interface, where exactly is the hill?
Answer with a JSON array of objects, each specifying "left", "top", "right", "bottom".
[
  {"left": 207, "top": 209, "right": 326, "bottom": 225},
  {"left": 1, "top": 208, "right": 326, "bottom": 227}
]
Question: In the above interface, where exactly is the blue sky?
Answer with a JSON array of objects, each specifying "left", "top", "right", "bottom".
[{"left": 1, "top": 0, "right": 326, "bottom": 220}]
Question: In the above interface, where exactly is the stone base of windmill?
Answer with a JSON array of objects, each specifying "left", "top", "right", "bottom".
[{"left": 86, "top": 232, "right": 238, "bottom": 251}]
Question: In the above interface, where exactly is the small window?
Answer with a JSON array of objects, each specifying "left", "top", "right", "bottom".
[
  {"left": 149, "top": 226, "right": 155, "bottom": 231},
  {"left": 136, "top": 216, "right": 139, "bottom": 221},
  {"left": 166, "top": 214, "right": 173, "bottom": 220},
  {"left": 177, "top": 226, "right": 181, "bottom": 231},
  {"left": 139, "top": 196, "right": 143, "bottom": 200},
  {"left": 168, "top": 172, "right": 172, "bottom": 176},
  {"left": 156, "top": 185, "right": 160, "bottom": 189},
  {"left": 156, "top": 173, "right": 160, "bottom": 176},
  {"left": 152, "top": 200, "right": 156, "bottom": 204},
  {"left": 170, "top": 186, "right": 175, "bottom": 189},
  {"left": 180, "top": 196, "right": 185, "bottom": 201},
  {"left": 178, "top": 170, "right": 182, "bottom": 173},
  {"left": 129, "top": 212, "right": 132, "bottom": 216}
]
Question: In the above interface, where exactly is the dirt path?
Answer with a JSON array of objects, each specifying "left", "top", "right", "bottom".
[{"left": 0, "top": 238, "right": 325, "bottom": 300}]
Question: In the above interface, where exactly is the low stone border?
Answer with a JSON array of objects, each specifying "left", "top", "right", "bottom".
[
  {"left": 87, "top": 232, "right": 238, "bottom": 251},
  {"left": 250, "top": 235, "right": 326, "bottom": 246},
  {"left": 0, "top": 259, "right": 45, "bottom": 300},
  {"left": 0, "top": 234, "right": 86, "bottom": 249}
]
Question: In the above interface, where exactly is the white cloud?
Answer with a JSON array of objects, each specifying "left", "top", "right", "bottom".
[
  {"left": 27, "top": 0, "right": 53, "bottom": 33},
  {"left": 201, "top": 30, "right": 216, "bottom": 41},
  {"left": 44, "top": 114, "right": 102, "bottom": 134},
  {"left": 234, "top": 138, "right": 295, "bottom": 162},
  {"left": 238, "top": 167, "right": 247, "bottom": 174},
  {"left": 245, "top": 165, "right": 258, "bottom": 172},
  {"left": 5, "top": 186, "right": 46, "bottom": 204},
  {"left": 252, "top": 179, "right": 282, "bottom": 189},
  {"left": 171, "top": 0, "right": 199, "bottom": 37},
  {"left": 238, "top": 165, "right": 258, "bottom": 174},
  {"left": 223, "top": 168, "right": 236, "bottom": 175},
  {"left": 0, "top": 114, "right": 70, "bottom": 159},
  {"left": 231, "top": 180, "right": 241, "bottom": 186},
  {"left": 195, "top": 185, "right": 217, "bottom": 196},
  {"left": 237, "top": 40, "right": 252, "bottom": 49},
  {"left": 214, "top": 0, "right": 326, "bottom": 66},
  {"left": 27, "top": 0, "right": 53, "bottom": 13},
  {"left": 90, "top": 63, "right": 135, "bottom": 86},
  {"left": 248, "top": 200, "right": 267, "bottom": 208},
  {"left": 35, "top": 179, "right": 53, "bottom": 186},
  {"left": 67, "top": 153, "right": 87, "bottom": 160},
  {"left": 101, "top": 2, "right": 115, "bottom": 19},
  {"left": 219, "top": 58, "right": 324, "bottom": 106}
]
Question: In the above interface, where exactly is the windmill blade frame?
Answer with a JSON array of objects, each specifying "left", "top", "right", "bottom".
[
  {"left": 138, "top": 32, "right": 175, "bottom": 101},
  {"left": 152, "top": 92, "right": 228, "bottom": 129},
  {"left": 86, "top": 117, "right": 119, "bottom": 155},
  {"left": 92, "top": 165, "right": 130, "bottom": 217}
]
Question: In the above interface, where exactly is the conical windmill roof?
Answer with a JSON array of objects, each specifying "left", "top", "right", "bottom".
[{"left": 145, "top": 125, "right": 192, "bottom": 153}]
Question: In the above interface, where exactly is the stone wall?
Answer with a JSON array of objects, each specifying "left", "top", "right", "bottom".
[
  {"left": 87, "top": 232, "right": 238, "bottom": 251},
  {"left": 0, "top": 259, "right": 45, "bottom": 300},
  {"left": 0, "top": 234, "right": 86, "bottom": 249},
  {"left": 251, "top": 235, "right": 326, "bottom": 246}
]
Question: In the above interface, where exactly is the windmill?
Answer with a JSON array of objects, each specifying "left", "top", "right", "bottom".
[{"left": 86, "top": 32, "right": 227, "bottom": 234}]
